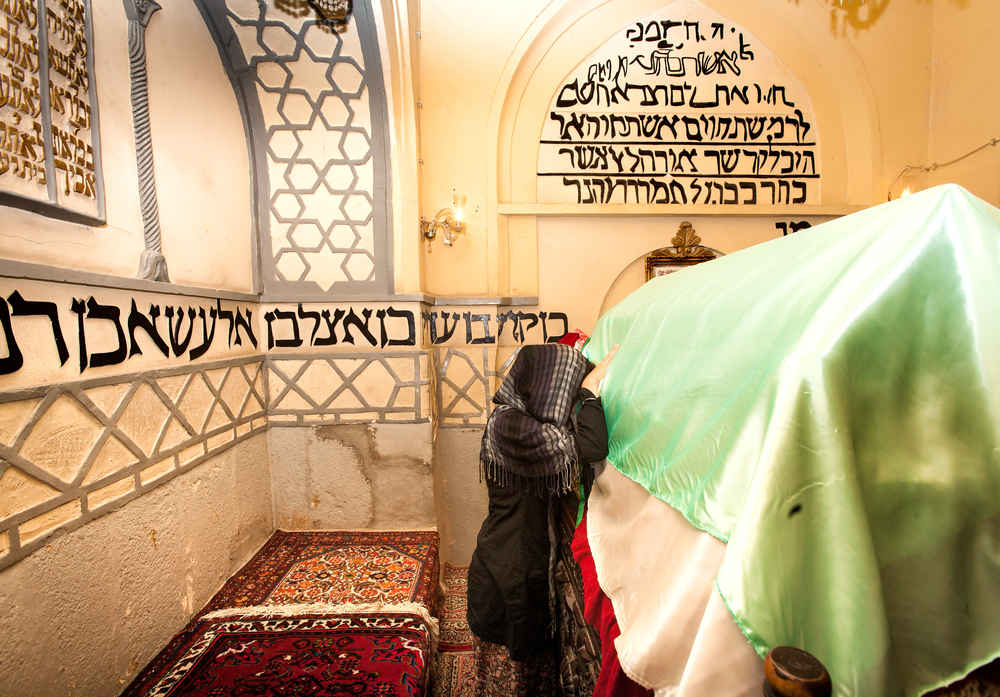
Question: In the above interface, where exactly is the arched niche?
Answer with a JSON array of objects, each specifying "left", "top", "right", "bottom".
[
  {"left": 194, "top": 0, "right": 396, "bottom": 298},
  {"left": 492, "top": 0, "right": 882, "bottom": 208},
  {"left": 484, "top": 0, "right": 881, "bottom": 324},
  {"left": 599, "top": 241, "right": 726, "bottom": 319}
]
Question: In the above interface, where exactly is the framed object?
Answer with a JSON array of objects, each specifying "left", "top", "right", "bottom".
[
  {"left": 0, "top": 0, "right": 106, "bottom": 225},
  {"left": 645, "top": 221, "right": 717, "bottom": 281}
]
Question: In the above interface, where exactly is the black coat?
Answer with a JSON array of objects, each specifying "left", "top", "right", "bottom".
[{"left": 466, "top": 389, "right": 608, "bottom": 660}]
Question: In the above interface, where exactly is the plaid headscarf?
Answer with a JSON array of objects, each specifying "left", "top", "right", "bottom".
[{"left": 480, "top": 344, "right": 592, "bottom": 495}]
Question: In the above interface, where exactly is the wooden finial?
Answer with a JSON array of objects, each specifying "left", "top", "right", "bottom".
[{"left": 763, "top": 646, "right": 832, "bottom": 697}]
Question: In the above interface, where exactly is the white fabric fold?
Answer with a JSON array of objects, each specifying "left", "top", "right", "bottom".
[
  {"left": 200, "top": 602, "right": 440, "bottom": 656},
  {"left": 588, "top": 462, "right": 764, "bottom": 696}
]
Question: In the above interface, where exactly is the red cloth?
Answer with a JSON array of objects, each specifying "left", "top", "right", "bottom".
[{"left": 572, "top": 510, "right": 654, "bottom": 697}]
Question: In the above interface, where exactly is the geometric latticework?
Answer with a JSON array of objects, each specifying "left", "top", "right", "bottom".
[
  {"left": 267, "top": 352, "right": 428, "bottom": 424},
  {"left": 0, "top": 358, "right": 266, "bottom": 571},
  {"left": 433, "top": 347, "right": 519, "bottom": 428},
  {"left": 434, "top": 348, "right": 491, "bottom": 428},
  {"left": 215, "top": 0, "right": 391, "bottom": 295}
]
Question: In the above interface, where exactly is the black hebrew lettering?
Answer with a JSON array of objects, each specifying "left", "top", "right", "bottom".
[
  {"left": 792, "top": 181, "right": 806, "bottom": 204},
  {"left": 497, "top": 311, "right": 523, "bottom": 342},
  {"left": 188, "top": 306, "right": 218, "bottom": 360},
  {"left": 216, "top": 300, "right": 234, "bottom": 347},
  {"left": 508, "top": 312, "right": 525, "bottom": 343},
  {"left": 127, "top": 300, "right": 168, "bottom": 358},
  {"left": 297, "top": 304, "right": 321, "bottom": 345},
  {"left": 314, "top": 309, "right": 344, "bottom": 347},
  {"left": 541, "top": 11, "right": 818, "bottom": 206},
  {"left": 538, "top": 312, "right": 570, "bottom": 343},
  {"left": 342, "top": 308, "right": 377, "bottom": 347},
  {"left": 86, "top": 297, "right": 127, "bottom": 369},
  {"left": 233, "top": 308, "right": 257, "bottom": 348},
  {"left": 376, "top": 309, "right": 390, "bottom": 348},
  {"left": 0, "top": 294, "right": 258, "bottom": 375},
  {"left": 427, "top": 311, "right": 460, "bottom": 345},
  {"left": 264, "top": 308, "right": 300, "bottom": 350},
  {"left": 463, "top": 312, "right": 495, "bottom": 345},
  {"left": 494, "top": 311, "right": 509, "bottom": 340},
  {"left": 724, "top": 182, "right": 738, "bottom": 204},
  {"left": 70, "top": 297, "right": 87, "bottom": 372},
  {"left": 165, "top": 306, "right": 195, "bottom": 356},
  {"left": 0, "top": 297, "right": 23, "bottom": 375},
  {"left": 7, "top": 290, "right": 68, "bottom": 365},
  {"left": 515, "top": 313, "right": 538, "bottom": 344},
  {"left": 776, "top": 220, "right": 812, "bottom": 236},
  {"left": 380, "top": 306, "right": 416, "bottom": 347}
]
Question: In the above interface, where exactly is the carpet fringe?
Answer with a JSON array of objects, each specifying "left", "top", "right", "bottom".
[{"left": 201, "top": 602, "right": 440, "bottom": 655}]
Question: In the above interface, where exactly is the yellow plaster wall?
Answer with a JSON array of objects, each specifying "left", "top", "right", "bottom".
[
  {"left": 144, "top": 0, "right": 255, "bottom": 293},
  {"left": 417, "top": 0, "right": 548, "bottom": 296},
  {"left": 411, "top": 0, "right": 956, "bottom": 306},
  {"left": 925, "top": 0, "right": 1000, "bottom": 206}
]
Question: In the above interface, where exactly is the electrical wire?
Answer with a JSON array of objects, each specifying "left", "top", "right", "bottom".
[{"left": 888, "top": 138, "right": 1000, "bottom": 201}]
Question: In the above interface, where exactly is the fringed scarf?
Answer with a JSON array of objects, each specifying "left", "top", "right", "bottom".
[{"left": 480, "top": 343, "right": 592, "bottom": 496}]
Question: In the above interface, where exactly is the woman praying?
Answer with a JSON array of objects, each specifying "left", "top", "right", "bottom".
[{"left": 467, "top": 342, "right": 618, "bottom": 695}]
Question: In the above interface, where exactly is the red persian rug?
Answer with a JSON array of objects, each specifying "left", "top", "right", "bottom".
[
  {"left": 121, "top": 613, "right": 431, "bottom": 697},
  {"left": 200, "top": 530, "right": 441, "bottom": 618}
]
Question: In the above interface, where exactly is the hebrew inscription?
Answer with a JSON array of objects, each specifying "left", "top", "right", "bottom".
[
  {"left": 0, "top": 0, "right": 103, "bottom": 222},
  {"left": 422, "top": 309, "right": 571, "bottom": 346},
  {"left": 538, "top": 0, "right": 819, "bottom": 206},
  {"left": 0, "top": 289, "right": 256, "bottom": 382}
]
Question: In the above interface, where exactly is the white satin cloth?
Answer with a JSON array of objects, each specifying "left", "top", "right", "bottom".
[{"left": 587, "top": 462, "right": 765, "bottom": 697}]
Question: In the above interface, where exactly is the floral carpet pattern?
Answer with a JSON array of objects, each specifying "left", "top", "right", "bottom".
[
  {"left": 434, "top": 565, "right": 476, "bottom": 697},
  {"left": 121, "top": 613, "right": 431, "bottom": 697},
  {"left": 200, "top": 530, "right": 441, "bottom": 617},
  {"left": 438, "top": 564, "right": 473, "bottom": 652}
]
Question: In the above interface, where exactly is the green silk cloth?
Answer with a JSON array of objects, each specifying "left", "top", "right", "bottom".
[{"left": 584, "top": 185, "right": 1000, "bottom": 697}]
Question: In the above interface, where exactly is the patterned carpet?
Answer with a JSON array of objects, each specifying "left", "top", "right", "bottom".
[
  {"left": 439, "top": 564, "right": 473, "bottom": 651},
  {"left": 124, "top": 530, "right": 442, "bottom": 696},
  {"left": 122, "top": 612, "right": 432, "bottom": 697},
  {"left": 434, "top": 565, "right": 476, "bottom": 697},
  {"left": 200, "top": 530, "right": 441, "bottom": 617}
]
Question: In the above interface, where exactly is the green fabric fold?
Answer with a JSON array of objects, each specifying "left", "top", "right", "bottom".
[{"left": 585, "top": 185, "right": 1000, "bottom": 697}]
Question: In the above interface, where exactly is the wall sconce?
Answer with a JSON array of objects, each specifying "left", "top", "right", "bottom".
[
  {"left": 896, "top": 166, "right": 921, "bottom": 199},
  {"left": 421, "top": 194, "right": 467, "bottom": 250},
  {"left": 888, "top": 137, "right": 999, "bottom": 201}
]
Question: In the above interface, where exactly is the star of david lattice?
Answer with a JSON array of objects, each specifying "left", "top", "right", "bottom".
[{"left": 222, "top": 0, "right": 386, "bottom": 294}]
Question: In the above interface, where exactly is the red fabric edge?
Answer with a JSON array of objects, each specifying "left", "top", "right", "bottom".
[{"left": 572, "top": 509, "right": 654, "bottom": 697}]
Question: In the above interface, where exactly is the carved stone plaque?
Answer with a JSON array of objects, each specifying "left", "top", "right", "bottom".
[{"left": 0, "top": 0, "right": 105, "bottom": 224}]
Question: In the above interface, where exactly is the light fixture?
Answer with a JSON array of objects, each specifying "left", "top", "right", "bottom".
[
  {"left": 897, "top": 167, "right": 921, "bottom": 199},
  {"left": 421, "top": 194, "right": 467, "bottom": 250},
  {"left": 888, "top": 137, "right": 999, "bottom": 201}
]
